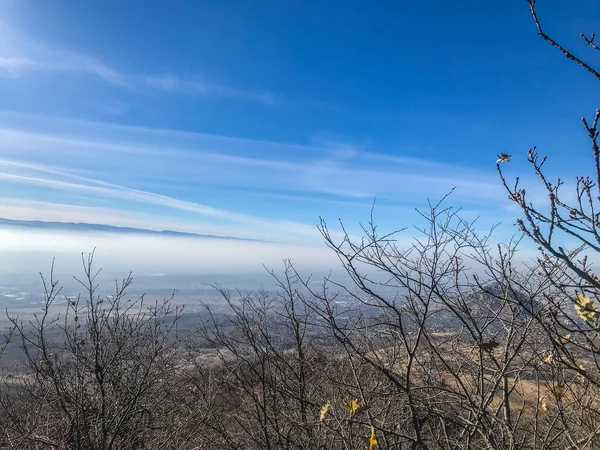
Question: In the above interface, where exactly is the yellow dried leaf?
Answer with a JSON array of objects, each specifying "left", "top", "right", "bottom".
[
  {"left": 578, "top": 364, "right": 586, "bottom": 382},
  {"left": 369, "top": 426, "right": 378, "bottom": 449},
  {"left": 555, "top": 334, "right": 571, "bottom": 344},
  {"left": 542, "top": 352, "right": 554, "bottom": 364},
  {"left": 319, "top": 402, "right": 330, "bottom": 421},
  {"left": 575, "top": 295, "right": 598, "bottom": 323},
  {"left": 344, "top": 395, "right": 360, "bottom": 415},
  {"left": 540, "top": 399, "right": 548, "bottom": 412},
  {"left": 553, "top": 383, "right": 566, "bottom": 398}
]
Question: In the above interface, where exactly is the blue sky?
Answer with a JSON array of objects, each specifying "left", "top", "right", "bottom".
[{"left": 0, "top": 0, "right": 598, "bottom": 247}]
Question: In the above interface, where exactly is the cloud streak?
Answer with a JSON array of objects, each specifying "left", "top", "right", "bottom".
[
  {"left": 0, "top": 112, "right": 506, "bottom": 205},
  {"left": 0, "top": 21, "right": 274, "bottom": 105}
]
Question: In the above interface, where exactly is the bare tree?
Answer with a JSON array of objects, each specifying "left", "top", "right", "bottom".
[
  {"left": 292, "top": 196, "right": 556, "bottom": 449},
  {"left": 494, "top": 1, "right": 600, "bottom": 448},
  {"left": 0, "top": 252, "right": 186, "bottom": 450}
]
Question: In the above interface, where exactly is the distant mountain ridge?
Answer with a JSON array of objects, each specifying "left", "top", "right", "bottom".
[{"left": 0, "top": 218, "right": 260, "bottom": 242}]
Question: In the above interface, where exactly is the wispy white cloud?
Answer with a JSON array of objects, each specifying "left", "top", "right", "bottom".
[
  {"left": 143, "top": 75, "right": 276, "bottom": 105},
  {"left": 0, "top": 21, "right": 274, "bottom": 104},
  {"left": 0, "top": 21, "right": 128, "bottom": 84},
  {"left": 0, "top": 111, "right": 521, "bottom": 249},
  {"left": 0, "top": 56, "right": 40, "bottom": 78},
  {"left": 0, "top": 169, "right": 322, "bottom": 243},
  {"left": 0, "top": 112, "right": 506, "bottom": 204}
]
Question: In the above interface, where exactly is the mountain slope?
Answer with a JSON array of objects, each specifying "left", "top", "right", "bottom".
[{"left": 0, "top": 218, "right": 260, "bottom": 242}]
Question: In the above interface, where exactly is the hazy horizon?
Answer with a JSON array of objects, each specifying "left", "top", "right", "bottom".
[{"left": 0, "top": 226, "right": 343, "bottom": 276}]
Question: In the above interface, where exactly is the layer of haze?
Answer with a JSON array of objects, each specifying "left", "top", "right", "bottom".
[{"left": 0, "top": 228, "right": 339, "bottom": 277}]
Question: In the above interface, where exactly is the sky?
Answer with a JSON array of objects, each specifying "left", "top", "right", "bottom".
[{"left": 0, "top": 0, "right": 598, "bottom": 275}]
